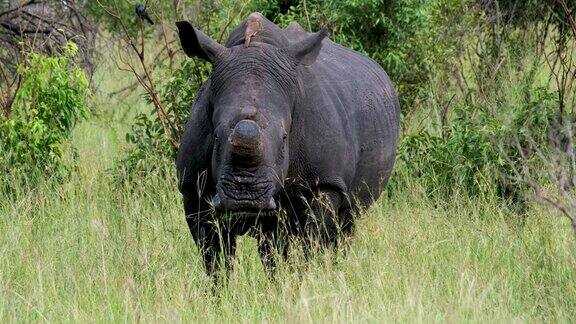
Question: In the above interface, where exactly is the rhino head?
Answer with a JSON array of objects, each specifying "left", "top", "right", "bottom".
[{"left": 176, "top": 20, "right": 327, "bottom": 215}]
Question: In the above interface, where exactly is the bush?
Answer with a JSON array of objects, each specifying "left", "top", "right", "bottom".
[
  {"left": 389, "top": 0, "right": 572, "bottom": 204},
  {"left": 395, "top": 86, "right": 558, "bottom": 201},
  {"left": 0, "top": 43, "right": 91, "bottom": 184},
  {"left": 114, "top": 60, "right": 210, "bottom": 184}
]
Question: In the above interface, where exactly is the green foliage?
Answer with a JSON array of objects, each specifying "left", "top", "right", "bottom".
[
  {"left": 113, "top": 0, "right": 250, "bottom": 180},
  {"left": 397, "top": 116, "right": 500, "bottom": 199},
  {"left": 0, "top": 43, "right": 91, "bottom": 183},
  {"left": 396, "top": 86, "right": 558, "bottom": 200},
  {"left": 476, "top": 0, "right": 576, "bottom": 29},
  {"left": 114, "top": 60, "right": 210, "bottom": 183}
]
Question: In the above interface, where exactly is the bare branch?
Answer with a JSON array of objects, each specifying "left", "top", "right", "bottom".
[{"left": 95, "top": 0, "right": 180, "bottom": 149}]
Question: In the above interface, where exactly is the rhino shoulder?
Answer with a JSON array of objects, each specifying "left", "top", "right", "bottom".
[{"left": 176, "top": 83, "right": 213, "bottom": 193}]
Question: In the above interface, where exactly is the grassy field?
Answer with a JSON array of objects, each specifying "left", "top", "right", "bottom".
[
  {"left": 1, "top": 114, "right": 575, "bottom": 323},
  {"left": 1, "top": 60, "right": 576, "bottom": 322}
]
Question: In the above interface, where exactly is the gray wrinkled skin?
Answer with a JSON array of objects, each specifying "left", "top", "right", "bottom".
[{"left": 176, "top": 13, "right": 399, "bottom": 273}]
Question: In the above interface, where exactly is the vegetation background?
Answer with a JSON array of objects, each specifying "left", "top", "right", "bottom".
[{"left": 1, "top": 0, "right": 575, "bottom": 322}]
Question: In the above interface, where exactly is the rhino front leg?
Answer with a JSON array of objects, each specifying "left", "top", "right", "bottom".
[
  {"left": 184, "top": 195, "right": 237, "bottom": 276},
  {"left": 304, "top": 190, "right": 343, "bottom": 249},
  {"left": 257, "top": 218, "right": 289, "bottom": 274},
  {"left": 187, "top": 220, "right": 238, "bottom": 276}
]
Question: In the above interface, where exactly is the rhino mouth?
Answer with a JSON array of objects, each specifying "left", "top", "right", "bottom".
[{"left": 213, "top": 174, "right": 277, "bottom": 216}]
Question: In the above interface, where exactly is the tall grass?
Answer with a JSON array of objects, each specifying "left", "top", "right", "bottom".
[{"left": 0, "top": 117, "right": 575, "bottom": 322}]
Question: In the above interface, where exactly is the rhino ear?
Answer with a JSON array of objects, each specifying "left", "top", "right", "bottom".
[
  {"left": 287, "top": 28, "right": 328, "bottom": 66},
  {"left": 176, "top": 21, "right": 228, "bottom": 63}
]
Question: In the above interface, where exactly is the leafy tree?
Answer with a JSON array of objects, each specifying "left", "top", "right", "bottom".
[{"left": 0, "top": 43, "right": 91, "bottom": 184}]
